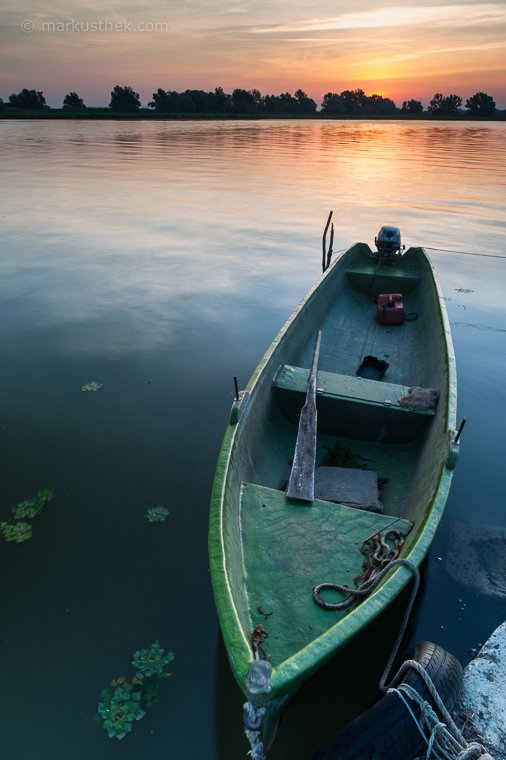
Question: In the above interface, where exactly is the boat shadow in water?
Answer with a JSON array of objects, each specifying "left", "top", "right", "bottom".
[{"left": 214, "top": 556, "right": 429, "bottom": 760}]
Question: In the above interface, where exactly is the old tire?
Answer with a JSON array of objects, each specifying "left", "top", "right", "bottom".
[{"left": 312, "top": 641, "right": 463, "bottom": 760}]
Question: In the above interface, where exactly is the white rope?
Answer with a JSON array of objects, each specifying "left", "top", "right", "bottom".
[
  {"left": 243, "top": 702, "right": 266, "bottom": 760},
  {"left": 388, "top": 687, "right": 429, "bottom": 745},
  {"left": 386, "top": 665, "right": 494, "bottom": 760},
  {"left": 425, "top": 247, "right": 506, "bottom": 260},
  {"left": 244, "top": 729, "right": 266, "bottom": 760}
]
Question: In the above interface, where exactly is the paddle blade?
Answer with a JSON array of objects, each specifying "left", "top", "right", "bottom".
[{"left": 286, "top": 401, "right": 317, "bottom": 502}]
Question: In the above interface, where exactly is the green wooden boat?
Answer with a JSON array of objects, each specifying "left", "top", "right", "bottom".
[{"left": 209, "top": 238, "right": 458, "bottom": 751}]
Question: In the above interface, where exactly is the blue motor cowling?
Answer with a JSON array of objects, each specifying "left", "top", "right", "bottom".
[{"left": 374, "top": 226, "right": 404, "bottom": 258}]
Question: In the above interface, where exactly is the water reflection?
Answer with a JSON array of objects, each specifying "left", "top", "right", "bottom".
[{"left": 0, "top": 119, "right": 505, "bottom": 760}]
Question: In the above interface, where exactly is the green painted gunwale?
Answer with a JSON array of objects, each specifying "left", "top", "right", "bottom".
[{"left": 209, "top": 243, "right": 457, "bottom": 713}]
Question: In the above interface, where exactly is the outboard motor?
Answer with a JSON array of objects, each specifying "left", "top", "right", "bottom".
[{"left": 374, "top": 226, "right": 405, "bottom": 259}]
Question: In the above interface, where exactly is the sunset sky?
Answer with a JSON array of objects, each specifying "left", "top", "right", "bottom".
[{"left": 1, "top": 0, "right": 505, "bottom": 108}]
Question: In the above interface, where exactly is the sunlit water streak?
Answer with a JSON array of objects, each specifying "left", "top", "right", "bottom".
[{"left": 0, "top": 119, "right": 505, "bottom": 760}]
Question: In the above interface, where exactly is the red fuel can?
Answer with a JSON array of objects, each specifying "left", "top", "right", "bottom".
[{"left": 377, "top": 294, "right": 405, "bottom": 325}]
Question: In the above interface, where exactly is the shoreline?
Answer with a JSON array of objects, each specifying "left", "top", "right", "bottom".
[{"left": 1, "top": 110, "right": 505, "bottom": 122}]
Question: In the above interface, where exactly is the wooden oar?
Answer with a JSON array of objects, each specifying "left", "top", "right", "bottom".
[{"left": 286, "top": 330, "right": 322, "bottom": 502}]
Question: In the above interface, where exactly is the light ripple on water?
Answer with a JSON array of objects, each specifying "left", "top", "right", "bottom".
[{"left": 0, "top": 119, "right": 505, "bottom": 760}]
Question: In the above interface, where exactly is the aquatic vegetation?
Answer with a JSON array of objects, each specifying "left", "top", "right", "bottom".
[
  {"left": 81, "top": 381, "right": 103, "bottom": 391},
  {"left": 2, "top": 487, "right": 57, "bottom": 544},
  {"left": 12, "top": 488, "right": 56, "bottom": 519},
  {"left": 95, "top": 685, "right": 145, "bottom": 740},
  {"left": 94, "top": 642, "right": 174, "bottom": 740},
  {"left": 144, "top": 506, "right": 169, "bottom": 522},
  {"left": 1, "top": 521, "right": 33, "bottom": 543},
  {"left": 132, "top": 641, "right": 174, "bottom": 680}
]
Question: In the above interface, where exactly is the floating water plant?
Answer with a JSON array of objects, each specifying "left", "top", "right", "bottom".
[
  {"left": 95, "top": 685, "right": 145, "bottom": 740},
  {"left": 94, "top": 642, "right": 174, "bottom": 740},
  {"left": 132, "top": 641, "right": 174, "bottom": 680},
  {"left": 12, "top": 488, "right": 56, "bottom": 519},
  {"left": 81, "top": 381, "right": 103, "bottom": 391},
  {"left": 144, "top": 506, "right": 169, "bottom": 522},
  {"left": 1, "top": 521, "right": 33, "bottom": 543},
  {"left": 2, "top": 487, "right": 57, "bottom": 544}
]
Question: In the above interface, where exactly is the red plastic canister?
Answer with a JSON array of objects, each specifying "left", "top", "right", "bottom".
[{"left": 377, "top": 294, "right": 405, "bottom": 325}]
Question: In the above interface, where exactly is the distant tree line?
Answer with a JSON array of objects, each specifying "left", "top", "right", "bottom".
[
  {"left": 321, "top": 89, "right": 397, "bottom": 115},
  {"left": 148, "top": 86, "right": 319, "bottom": 115},
  {"left": 0, "top": 86, "right": 500, "bottom": 117}
]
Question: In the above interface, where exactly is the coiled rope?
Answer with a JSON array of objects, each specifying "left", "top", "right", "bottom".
[
  {"left": 312, "top": 526, "right": 493, "bottom": 758},
  {"left": 313, "top": 528, "right": 414, "bottom": 613},
  {"left": 313, "top": 527, "right": 422, "bottom": 702},
  {"left": 386, "top": 662, "right": 490, "bottom": 759},
  {"left": 245, "top": 523, "right": 495, "bottom": 759},
  {"left": 368, "top": 549, "right": 493, "bottom": 758}
]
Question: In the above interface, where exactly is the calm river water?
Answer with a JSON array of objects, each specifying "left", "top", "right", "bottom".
[{"left": 1, "top": 120, "right": 505, "bottom": 759}]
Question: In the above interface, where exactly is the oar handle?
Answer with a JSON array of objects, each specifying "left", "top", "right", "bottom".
[{"left": 307, "top": 331, "right": 322, "bottom": 401}]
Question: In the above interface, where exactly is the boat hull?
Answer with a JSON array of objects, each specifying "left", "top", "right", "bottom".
[{"left": 209, "top": 243, "right": 457, "bottom": 745}]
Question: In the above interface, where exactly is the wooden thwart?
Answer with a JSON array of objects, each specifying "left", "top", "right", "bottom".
[{"left": 286, "top": 331, "right": 322, "bottom": 502}]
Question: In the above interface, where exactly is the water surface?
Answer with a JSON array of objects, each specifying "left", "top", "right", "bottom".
[{"left": 1, "top": 120, "right": 505, "bottom": 759}]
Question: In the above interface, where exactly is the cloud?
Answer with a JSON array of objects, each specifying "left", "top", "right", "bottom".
[
  {"left": 255, "top": 4, "right": 506, "bottom": 34},
  {"left": 1, "top": 0, "right": 504, "bottom": 105},
  {"left": 346, "top": 40, "right": 506, "bottom": 67}
]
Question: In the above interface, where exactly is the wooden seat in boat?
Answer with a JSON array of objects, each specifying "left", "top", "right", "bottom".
[
  {"left": 273, "top": 364, "right": 434, "bottom": 412},
  {"left": 273, "top": 364, "right": 435, "bottom": 444}
]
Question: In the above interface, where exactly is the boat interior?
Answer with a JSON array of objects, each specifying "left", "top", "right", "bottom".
[{"left": 227, "top": 244, "right": 453, "bottom": 668}]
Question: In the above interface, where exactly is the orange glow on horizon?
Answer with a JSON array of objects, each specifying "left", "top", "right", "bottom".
[{"left": 2, "top": 0, "right": 505, "bottom": 108}]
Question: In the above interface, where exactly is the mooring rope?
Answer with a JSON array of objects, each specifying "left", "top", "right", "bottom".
[
  {"left": 359, "top": 245, "right": 505, "bottom": 260},
  {"left": 243, "top": 702, "right": 266, "bottom": 760},
  {"left": 387, "top": 669, "right": 491, "bottom": 760},
  {"left": 424, "top": 247, "right": 506, "bottom": 260},
  {"left": 314, "top": 542, "right": 493, "bottom": 760}
]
